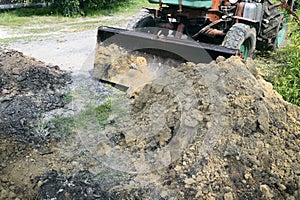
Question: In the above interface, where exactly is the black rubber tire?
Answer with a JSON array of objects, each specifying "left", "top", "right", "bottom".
[
  {"left": 126, "top": 10, "right": 155, "bottom": 30},
  {"left": 257, "top": 0, "right": 285, "bottom": 50},
  {"left": 222, "top": 23, "right": 256, "bottom": 60}
]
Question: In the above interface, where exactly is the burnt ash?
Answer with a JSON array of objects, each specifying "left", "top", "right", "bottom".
[{"left": 0, "top": 48, "right": 71, "bottom": 144}]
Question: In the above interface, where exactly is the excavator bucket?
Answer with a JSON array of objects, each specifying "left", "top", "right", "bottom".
[{"left": 93, "top": 26, "right": 237, "bottom": 90}]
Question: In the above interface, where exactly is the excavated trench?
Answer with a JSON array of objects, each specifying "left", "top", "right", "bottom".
[{"left": 0, "top": 47, "right": 299, "bottom": 200}]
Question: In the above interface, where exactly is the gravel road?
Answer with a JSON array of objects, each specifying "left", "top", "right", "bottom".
[
  {"left": 7, "top": 29, "right": 97, "bottom": 73},
  {"left": 3, "top": 13, "right": 132, "bottom": 74}
]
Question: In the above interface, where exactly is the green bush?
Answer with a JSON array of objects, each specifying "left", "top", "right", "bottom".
[
  {"left": 51, "top": 0, "right": 82, "bottom": 17},
  {"left": 271, "top": 11, "right": 300, "bottom": 106},
  {"left": 50, "top": 0, "right": 129, "bottom": 16}
]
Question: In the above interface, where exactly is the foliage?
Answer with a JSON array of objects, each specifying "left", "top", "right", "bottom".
[
  {"left": 50, "top": 0, "right": 82, "bottom": 17},
  {"left": 270, "top": 10, "right": 300, "bottom": 106},
  {"left": 47, "top": 99, "right": 113, "bottom": 145},
  {"left": 95, "top": 99, "right": 112, "bottom": 126},
  {"left": 49, "top": 117, "right": 75, "bottom": 145},
  {"left": 84, "top": 0, "right": 126, "bottom": 9},
  {"left": 0, "top": 0, "right": 150, "bottom": 19},
  {"left": 50, "top": 0, "right": 130, "bottom": 17}
]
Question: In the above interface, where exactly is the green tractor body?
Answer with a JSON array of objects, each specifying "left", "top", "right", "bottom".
[{"left": 148, "top": 0, "right": 212, "bottom": 8}]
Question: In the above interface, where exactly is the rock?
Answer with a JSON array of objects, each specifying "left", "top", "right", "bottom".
[
  {"left": 246, "top": 59, "right": 258, "bottom": 77},
  {"left": 71, "top": 161, "right": 79, "bottom": 167},
  {"left": 184, "top": 115, "right": 199, "bottom": 127},
  {"left": 260, "top": 184, "right": 274, "bottom": 199},
  {"left": 216, "top": 56, "right": 226, "bottom": 63},
  {"left": 1, "top": 177, "right": 8, "bottom": 183},
  {"left": 0, "top": 48, "right": 71, "bottom": 143},
  {"left": 8, "top": 191, "right": 17, "bottom": 198},
  {"left": 37, "top": 180, "right": 43, "bottom": 188},
  {"left": 256, "top": 141, "right": 264, "bottom": 148},
  {"left": 9, "top": 185, "right": 15, "bottom": 190},
  {"left": 286, "top": 196, "right": 295, "bottom": 200},
  {"left": 160, "top": 190, "right": 169, "bottom": 198},
  {"left": 174, "top": 166, "right": 182, "bottom": 172},
  {"left": 196, "top": 190, "right": 203, "bottom": 198},
  {"left": 2, "top": 89, "right": 10, "bottom": 95},
  {"left": 278, "top": 184, "right": 286, "bottom": 191},
  {"left": 1, "top": 46, "right": 300, "bottom": 200},
  {"left": 244, "top": 173, "right": 252, "bottom": 180},
  {"left": 0, "top": 189, "right": 8, "bottom": 199},
  {"left": 206, "top": 194, "right": 216, "bottom": 200},
  {"left": 184, "top": 178, "right": 196, "bottom": 185},
  {"left": 224, "top": 186, "right": 232, "bottom": 192},
  {"left": 224, "top": 192, "right": 234, "bottom": 200}
]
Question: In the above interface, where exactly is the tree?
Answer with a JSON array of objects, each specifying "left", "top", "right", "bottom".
[{"left": 50, "top": 0, "right": 127, "bottom": 16}]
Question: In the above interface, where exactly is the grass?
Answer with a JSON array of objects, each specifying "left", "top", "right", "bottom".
[
  {"left": 85, "top": 0, "right": 153, "bottom": 17},
  {"left": 255, "top": 12, "right": 300, "bottom": 106},
  {"left": 0, "top": 35, "right": 35, "bottom": 46},
  {"left": 64, "top": 91, "right": 73, "bottom": 104},
  {"left": 46, "top": 104, "right": 106, "bottom": 146},
  {"left": 95, "top": 100, "right": 112, "bottom": 126},
  {"left": 0, "top": 0, "right": 153, "bottom": 44},
  {"left": 50, "top": 117, "right": 75, "bottom": 145},
  {"left": 0, "top": 0, "right": 152, "bottom": 27},
  {"left": 256, "top": 49, "right": 300, "bottom": 106},
  {"left": 42, "top": 87, "right": 110, "bottom": 145},
  {"left": 47, "top": 93, "right": 128, "bottom": 145}
]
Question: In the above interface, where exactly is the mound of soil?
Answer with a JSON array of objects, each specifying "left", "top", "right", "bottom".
[
  {"left": 90, "top": 54, "right": 300, "bottom": 199},
  {"left": 0, "top": 48, "right": 73, "bottom": 199},
  {"left": 0, "top": 48, "right": 71, "bottom": 143}
]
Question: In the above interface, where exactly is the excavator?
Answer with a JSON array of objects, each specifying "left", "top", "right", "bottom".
[{"left": 94, "top": 0, "right": 294, "bottom": 89}]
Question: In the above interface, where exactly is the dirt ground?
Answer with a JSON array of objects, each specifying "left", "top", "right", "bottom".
[
  {"left": 5, "top": 29, "right": 97, "bottom": 72},
  {"left": 1, "top": 43, "right": 300, "bottom": 199},
  {"left": 0, "top": 14, "right": 300, "bottom": 200}
]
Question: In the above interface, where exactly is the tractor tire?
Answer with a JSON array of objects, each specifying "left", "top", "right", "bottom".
[
  {"left": 126, "top": 10, "right": 155, "bottom": 30},
  {"left": 257, "top": 0, "right": 286, "bottom": 50},
  {"left": 222, "top": 23, "right": 256, "bottom": 60}
]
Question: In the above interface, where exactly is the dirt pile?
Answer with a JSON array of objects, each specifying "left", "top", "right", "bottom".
[
  {"left": 0, "top": 48, "right": 74, "bottom": 199},
  {"left": 0, "top": 48, "right": 71, "bottom": 143},
  {"left": 94, "top": 44, "right": 181, "bottom": 92},
  {"left": 91, "top": 53, "right": 300, "bottom": 199}
]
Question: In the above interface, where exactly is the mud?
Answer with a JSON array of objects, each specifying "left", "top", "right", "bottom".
[{"left": 0, "top": 46, "right": 299, "bottom": 200}]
